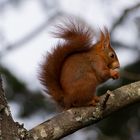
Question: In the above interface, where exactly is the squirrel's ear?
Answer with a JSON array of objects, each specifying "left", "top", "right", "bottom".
[{"left": 98, "top": 27, "right": 110, "bottom": 50}]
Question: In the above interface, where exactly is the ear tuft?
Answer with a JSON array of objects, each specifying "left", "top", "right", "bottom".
[
  {"left": 104, "top": 27, "right": 110, "bottom": 41},
  {"left": 99, "top": 28, "right": 105, "bottom": 43},
  {"left": 98, "top": 27, "right": 110, "bottom": 49}
]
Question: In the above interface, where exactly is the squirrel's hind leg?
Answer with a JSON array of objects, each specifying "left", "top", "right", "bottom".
[{"left": 87, "top": 96, "right": 100, "bottom": 106}]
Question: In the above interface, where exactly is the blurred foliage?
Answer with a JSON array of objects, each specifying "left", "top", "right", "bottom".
[
  {"left": 0, "top": 0, "right": 25, "bottom": 11},
  {"left": 0, "top": 65, "right": 56, "bottom": 117},
  {"left": 0, "top": 0, "right": 140, "bottom": 140}
]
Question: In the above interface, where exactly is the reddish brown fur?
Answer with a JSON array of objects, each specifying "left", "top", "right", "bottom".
[{"left": 39, "top": 18, "right": 120, "bottom": 109}]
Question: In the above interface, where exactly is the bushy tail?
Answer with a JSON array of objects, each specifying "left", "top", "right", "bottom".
[{"left": 39, "top": 18, "right": 94, "bottom": 108}]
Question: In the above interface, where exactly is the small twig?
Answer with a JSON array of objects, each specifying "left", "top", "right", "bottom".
[{"left": 100, "top": 91, "right": 111, "bottom": 110}]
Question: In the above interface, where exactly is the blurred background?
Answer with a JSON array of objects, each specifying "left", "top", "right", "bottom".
[{"left": 0, "top": 0, "right": 140, "bottom": 140}]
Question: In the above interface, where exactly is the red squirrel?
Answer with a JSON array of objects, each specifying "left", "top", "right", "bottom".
[{"left": 39, "top": 18, "right": 120, "bottom": 109}]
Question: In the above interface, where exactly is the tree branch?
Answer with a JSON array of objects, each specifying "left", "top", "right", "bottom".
[
  {"left": 111, "top": 40, "right": 140, "bottom": 52},
  {"left": 121, "top": 69, "right": 140, "bottom": 81},
  {"left": 1, "top": 73, "right": 140, "bottom": 139},
  {"left": 111, "top": 2, "right": 140, "bottom": 33},
  {"left": 29, "top": 81, "right": 140, "bottom": 140},
  {"left": 0, "top": 11, "right": 64, "bottom": 57}
]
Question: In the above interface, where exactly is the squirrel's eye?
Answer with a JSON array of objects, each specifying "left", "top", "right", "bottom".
[{"left": 109, "top": 52, "right": 115, "bottom": 58}]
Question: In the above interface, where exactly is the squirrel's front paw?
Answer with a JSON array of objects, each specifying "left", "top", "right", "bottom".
[{"left": 110, "top": 69, "right": 119, "bottom": 79}]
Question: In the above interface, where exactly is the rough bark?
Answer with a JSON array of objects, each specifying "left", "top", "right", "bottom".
[
  {"left": 0, "top": 74, "right": 140, "bottom": 140},
  {"left": 0, "top": 75, "right": 32, "bottom": 140}
]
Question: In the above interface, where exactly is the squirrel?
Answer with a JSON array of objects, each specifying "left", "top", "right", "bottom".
[{"left": 39, "top": 18, "right": 120, "bottom": 109}]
